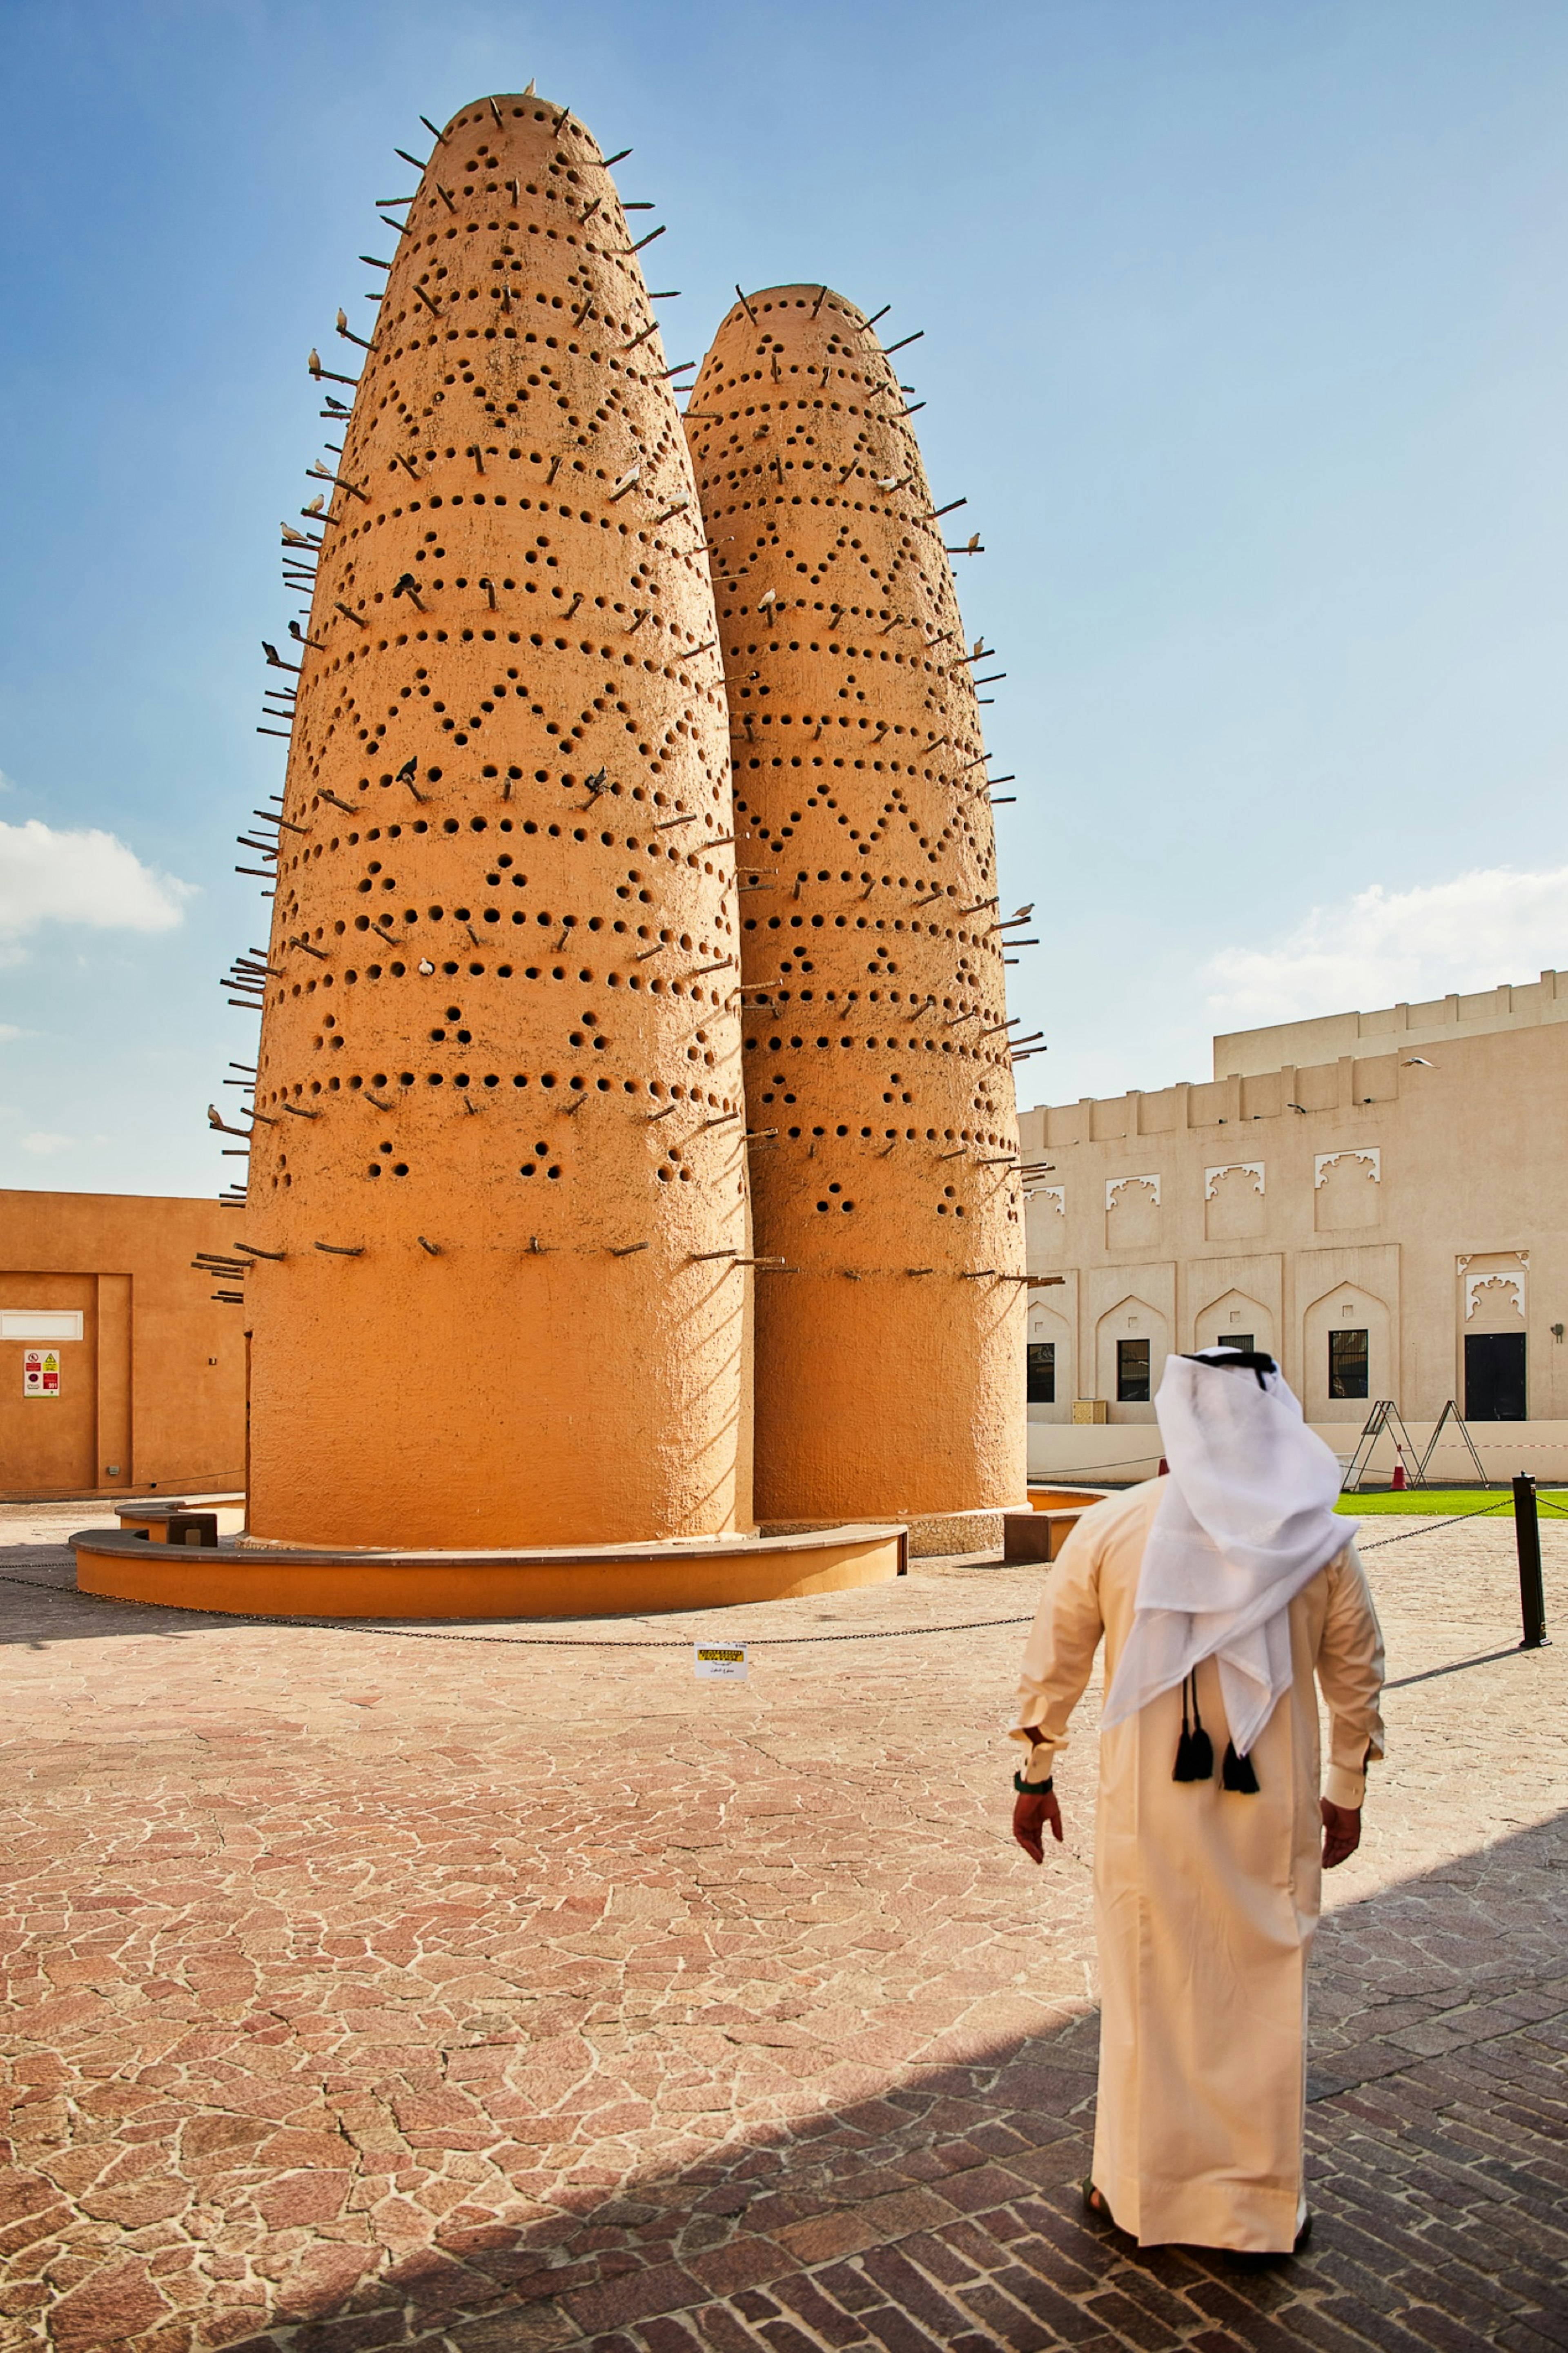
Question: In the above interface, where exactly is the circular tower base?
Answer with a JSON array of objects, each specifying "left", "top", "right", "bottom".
[{"left": 71, "top": 1524, "right": 905, "bottom": 1622}]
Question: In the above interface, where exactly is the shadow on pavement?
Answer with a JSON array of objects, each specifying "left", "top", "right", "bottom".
[
  {"left": 5, "top": 1555, "right": 1564, "bottom": 2351},
  {"left": 198, "top": 1815, "right": 1566, "bottom": 2353}
]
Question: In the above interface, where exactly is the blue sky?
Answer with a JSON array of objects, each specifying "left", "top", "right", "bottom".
[{"left": 2, "top": 0, "right": 1566, "bottom": 1195}]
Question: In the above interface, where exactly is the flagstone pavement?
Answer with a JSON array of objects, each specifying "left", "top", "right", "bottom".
[{"left": 0, "top": 1497, "right": 1563, "bottom": 2353}]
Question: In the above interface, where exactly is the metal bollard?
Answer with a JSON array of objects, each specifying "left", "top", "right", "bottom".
[{"left": 1512, "top": 1474, "right": 1549, "bottom": 1649}]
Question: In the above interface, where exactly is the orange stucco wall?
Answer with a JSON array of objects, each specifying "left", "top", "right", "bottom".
[
  {"left": 0, "top": 1190, "right": 245, "bottom": 1496},
  {"left": 686, "top": 287, "right": 1027, "bottom": 1526},
  {"left": 241, "top": 95, "right": 753, "bottom": 1550},
  {"left": 74, "top": 1524, "right": 904, "bottom": 1620}
]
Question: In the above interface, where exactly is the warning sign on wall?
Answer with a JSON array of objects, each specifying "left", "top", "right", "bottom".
[{"left": 23, "top": 1349, "right": 60, "bottom": 1399}]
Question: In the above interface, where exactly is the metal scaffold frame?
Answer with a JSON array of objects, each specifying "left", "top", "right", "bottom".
[{"left": 1340, "top": 1398, "right": 1490, "bottom": 1492}]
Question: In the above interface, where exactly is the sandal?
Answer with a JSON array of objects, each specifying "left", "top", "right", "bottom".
[{"left": 1081, "top": 2178, "right": 1122, "bottom": 2232}]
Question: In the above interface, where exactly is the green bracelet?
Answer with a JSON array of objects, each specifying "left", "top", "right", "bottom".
[{"left": 1013, "top": 1769, "right": 1054, "bottom": 1795}]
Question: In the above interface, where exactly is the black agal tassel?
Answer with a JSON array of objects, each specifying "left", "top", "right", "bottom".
[
  {"left": 1222, "top": 1741, "right": 1260, "bottom": 1794},
  {"left": 1173, "top": 1670, "right": 1214, "bottom": 1782}
]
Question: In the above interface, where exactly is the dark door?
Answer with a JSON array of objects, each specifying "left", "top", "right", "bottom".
[{"left": 1465, "top": 1332, "right": 1526, "bottom": 1421}]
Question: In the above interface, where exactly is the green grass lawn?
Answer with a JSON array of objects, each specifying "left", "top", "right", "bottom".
[{"left": 1335, "top": 1486, "right": 1568, "bottom": 1515}]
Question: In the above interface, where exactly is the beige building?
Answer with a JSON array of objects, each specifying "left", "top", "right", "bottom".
[{"left": 1020, "top": 970, "right": 1568, "bottom": 1484}]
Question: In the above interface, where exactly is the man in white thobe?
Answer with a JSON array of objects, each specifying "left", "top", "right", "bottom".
[{"left": 1011, "top": 1350, "right": 1385, "bottom": 2256}]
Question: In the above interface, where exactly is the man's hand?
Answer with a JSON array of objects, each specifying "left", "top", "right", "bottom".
[
  {"left": 1321, "top": 1797, "right": 1362, "bottom": 1869},
  {"left": 1013, "top": 1787, "right": 1064, "bottom": 1863}
]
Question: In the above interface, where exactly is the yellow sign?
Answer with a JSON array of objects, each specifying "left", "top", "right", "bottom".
[{"left": 693, "top": 1644, "right": 748, "bottom": 1681}]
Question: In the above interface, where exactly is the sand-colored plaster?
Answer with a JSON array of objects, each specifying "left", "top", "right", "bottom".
[
  {"left": 244, "top": 97, "right": 750, "bottom": 1549},
  {"left": 686, "top": 287, "right": 1025, "bottom": 1526},
  {"left": 1022, "top": 1014, "right": 1568, "bottom": 1461},
  {"left": 0, "top": 1190, "right": 245, "bottom": 1497},
  {"left": 72, "top": 1523, "right": 902, "bottom": 1618}
]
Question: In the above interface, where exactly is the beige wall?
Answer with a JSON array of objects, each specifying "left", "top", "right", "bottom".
[
  {"left": 1215, "top": 967, "right": 1568, "bottom": 1078},
  {"left": 1020, "top": 1014, "right": 1568, "bottom": 1468},
  {"left": 0, "top": 1191, "right": 247, "bottom": 1497}
]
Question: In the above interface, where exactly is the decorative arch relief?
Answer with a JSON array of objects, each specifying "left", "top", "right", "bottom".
[
  {"left": 1465, "top": 1270, "right": 1526, "bottom": 1321},
  {"left": 1036, "top": 1184, "right": 1065, "bottom": 1213},
  {"left": 1098, "top": 1294, "right": 1163, "bottom": 1336},
  {"left": 1196, "top": 1289, "right": 1271, "bottom": 1346},
  {"left": 1204, "top": 1161, "right": 1265, "bottom": 1201},
  {"left": 1314, "top": 1147, "right": 1380, "bottom": 1189},
  {"left": 1106, "top": 1173, "right": 1160, "bottom": 1210}
]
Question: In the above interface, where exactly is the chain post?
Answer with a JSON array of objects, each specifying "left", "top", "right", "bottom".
[{"left": 1512, "top": 1474, "right": 1549, "bottom": 1649}]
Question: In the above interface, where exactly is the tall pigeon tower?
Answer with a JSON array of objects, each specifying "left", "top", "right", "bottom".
[
  {"left": 242, "top": 96, "right": 751, "bottom": 1551},
  {"left": 686, "top": 287, "right": 1027, "bottom": 1544}
]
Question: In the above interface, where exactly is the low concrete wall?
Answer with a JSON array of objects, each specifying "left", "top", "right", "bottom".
[
  {"left": 1027, "top": 1417, "right": 1568, "bottom": 1487},
  {"left": 74, "top": 1522, "right": 909, "bottom": 1621},
  {"left": 762, "top": 1503, "right": 1027, "bottom": 1558}
]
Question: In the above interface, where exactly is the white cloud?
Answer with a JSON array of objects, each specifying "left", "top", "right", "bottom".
[
  {"left": 0, "top": 817, "right": 193, "bottom": 953},
  {"left": 1205, "top": 865, "right": 1568, "bottom": 1028},
  {"left": 20, "top": 1131, "right": 74, "bottom": 1155},
  {"left": 0, "top": 1024, "right": 24, "bottom": 1041}
]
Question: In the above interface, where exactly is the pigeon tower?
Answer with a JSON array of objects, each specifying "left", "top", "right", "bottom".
[
  {"left": 687, "top": 287, "right": 1026, "bottom": 1540},
  {"left": 242, "top": 96, "right": 751, "bottom": 1550}
]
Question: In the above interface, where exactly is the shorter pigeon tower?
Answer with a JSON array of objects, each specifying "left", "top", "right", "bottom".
[{"left": 687, "top": 286, "right": 1027, "bottom": 1545}]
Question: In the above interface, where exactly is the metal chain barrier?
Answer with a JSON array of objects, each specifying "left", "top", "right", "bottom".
[
  {"left": 0, "top": 1567, "right": 1033, "bottom": 1647},
  {"left": 0, "top": 1487, "right": 1552, "bottom": 1649},
  {"left": 1356, "top": 1500, "right": 1513, "bottom": 1550}
]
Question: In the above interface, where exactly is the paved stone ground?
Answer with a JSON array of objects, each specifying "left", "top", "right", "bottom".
[{"left": 0, "top": 1498, "right": 1563, "bottom": 2353}]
